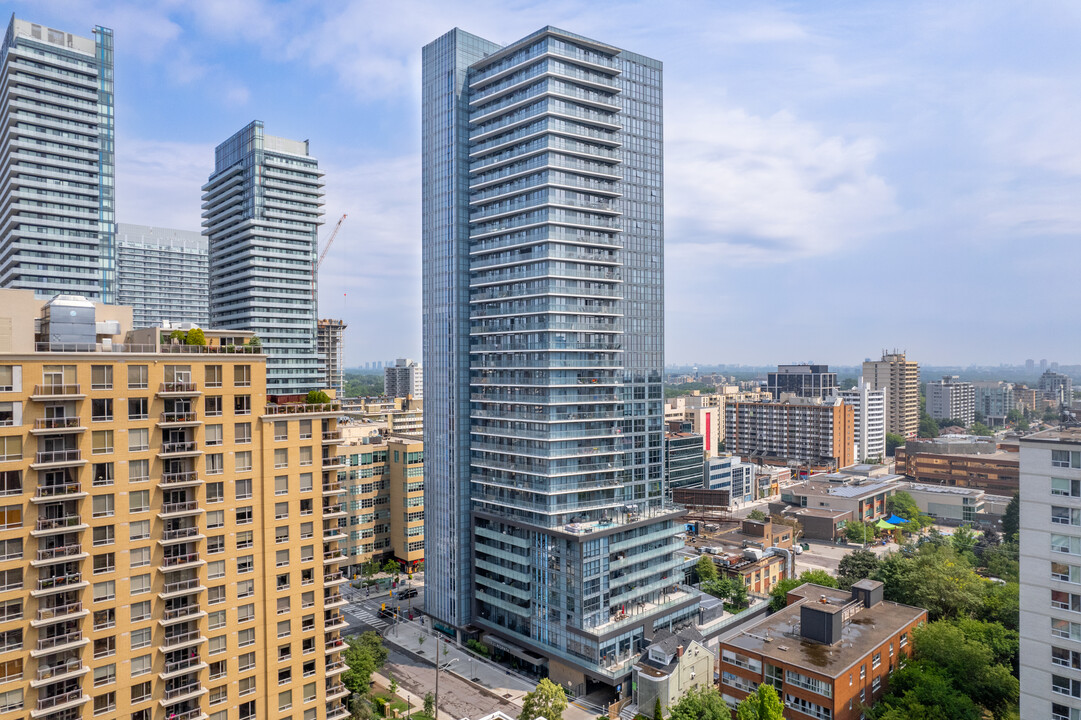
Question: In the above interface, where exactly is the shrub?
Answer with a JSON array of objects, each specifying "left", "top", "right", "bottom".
[
  {"left": 186, "top": 327, "right": 206, "bottom": 346},
  {"left": 306, "top": 390, "right": 332, "bottom": 404}
]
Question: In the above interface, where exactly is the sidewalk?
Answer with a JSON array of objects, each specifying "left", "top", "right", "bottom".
[
  {"left": 372, "top": 670, "right": 458, "bottom": 720},
  {"left": 383, "top": 616, "right": 535, "bottom": 705}
]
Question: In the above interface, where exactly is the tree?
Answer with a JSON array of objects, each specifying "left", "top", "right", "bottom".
[
  {"left": 886, "top": 491, "right": 922, "bottom": 523},
  {"left": 969, "top": 422, "right": 994, "bottom": 437},
  {"left": 695, "top": 555, "right": 718, "bottom": 583},
  {"left": 667, "top": 685, "right": 730, "bottom": 720},
  {"left": 342, "top": 631, "right": 388, "bottom": 698},
  {"left": 838, "top": 549, "right": 880, "bottom": 588},
  {"left": 185, "top": 327, "right": 206, "bottom": 346},
  {"left": 844, "top": 519, "right": 873, "bottom": 544},
  {"left": 735, "top": 684, "right": 784, "bottom": 720},
  {"left": 1001, "top": 493, "right": 1019, "bottom": 540},
  {"left": 919, "top": 414, "right": 939, "bottom": 438},
  {"left": 654, "top": 696, "right": 663, "bottom": 720},
  {"left": 247, "top": 335, "right": 261, "bottom": 349},
  {"left": 747, "top": 508, "right": 767, "bottom": 522},
  {"left": 869, "top": 661, "right": 983, "bottom": 720},
  {"left": 701, "top": 578, "right": 734, "bottom": 601},
  {"left": 423, "top": 692, "right": 434, "bottom": 717},
  {"left": 519, "top": 678, "right": 567, "bottom": 720},
  {"left": 950, "top": 525, "right": 978, "bottom": 557},
  {"left": 768, "top": 571, "right": 838, "bottom": 611},
  {"left": 382, "top": 558, "right": 399, "bottom": 574},
  {"left": 729, "top": 581, "right": 749, "bottom": 609},
  {"left": 872, "top": 546, "right": 986, "bottom": 620},
  {"left": 167, "top": 329, "right": 185, "bottom": 343},
  {"left": 306, "top": 389, "right": 332, "bottom": 404},
  {"left": 886, "top": 432, "right": 906, "bottom": 457}
]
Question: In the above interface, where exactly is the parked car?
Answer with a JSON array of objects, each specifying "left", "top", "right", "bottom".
[{"left": 397, "top": 587, "right": 418, "bottom": 600}]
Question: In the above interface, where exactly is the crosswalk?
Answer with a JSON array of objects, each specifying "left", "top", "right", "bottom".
[{"left": 343, "top": 606, "right": 389, "bottom": 630}]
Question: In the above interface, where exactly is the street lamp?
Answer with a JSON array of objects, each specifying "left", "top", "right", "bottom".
[{"left": 434, "top": 638, "right": 459, "bottom": 720}]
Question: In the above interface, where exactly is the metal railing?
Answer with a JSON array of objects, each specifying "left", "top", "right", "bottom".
[
  {"left": 35, "top": 482, "right": 82, "bottom": 498},
  {"left": 159, "top": 381, "right": 198, "bottom": 393},
  {"left": 37, "top": 658, "right": 82, "bottom": 681},
  {"left": 161, "top": 501, "right": 199, "bottom": 514},
  {"left": 162, "top": 629, "right": 200, "bottom": 648},
  {"left": 161, "top": 578, "right": 201, "bottom": 595},
  {"left": 263, "top": 403, "right": 341, "bottom": 415},
  {"left": 37, "top": 601, "right": 82, "bottom": 622},
  {"left": 36, "top": 630, "right": 82, "bottom": 651},
  {"left": 37, "top": 573, "right": 82, "bottom": 591},
  {"left": 32, "top": 384, "right": 81, "bottom": 396},
  {"left": 163, "top": 656, "right": 201, "bottom": 675},
  {"left": 161, "top": 471, "right": 200, "bottom": 486},
  {"left": 160, "top": 441, "right": 198, "bottom": 454},
  {"left": 35, "top": 516, "right": 82, "bottom": 531},
  {"left": 37, "top": 544, "right": 82, "bottom": 561},
  {"left": 34, "top": 417, "right": 82, "bottom": 429},
  {"left": 162, "top": 552, "right": 200, "bottom": 568},
  {"left": 163, "top": 683, "right": 201, "bottom": 701},
  {"left": 161, "top": 527, "right": 199, "bottom": 542},
  {"left": 161, "top": 411, "right": 198, "bottom": 423},
  {"left": 35, "top": 449, "right": 81, "bottom": 464},
  {"left": 34, "top": 341, "right": 261, "bottom": 354},
  {"left": 35, "top": 687, "right": 83, "bottom": 710}
]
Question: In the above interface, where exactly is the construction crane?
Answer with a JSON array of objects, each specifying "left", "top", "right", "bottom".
[
  {"left": 318, "top": 213, "right": 347, "bottom": 269},
  {"left": 312, "top": 213, "right": 346, "bottom": 300}
]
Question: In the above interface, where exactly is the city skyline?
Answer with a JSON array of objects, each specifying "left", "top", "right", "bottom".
[{"left": 10, "top": 0, "right": 1080, "bottom": 367}]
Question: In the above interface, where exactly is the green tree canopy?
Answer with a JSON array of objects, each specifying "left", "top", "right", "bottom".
[
  {"left": 519, "top": 678, "right": 567, "bottom": 720},
  {"left": 872, "top": 545, "right": 986, "bottom": 620},
  {"left": 747, "top": 508, "right": 767, "bottom": 522},
  {"left": 701, "top": 578, "right": 734, "bottom": 601},
  {"left": 919, "top": 414, "right": 940, "bottom": 438},
  {"left": 735, "top": 684, "right": 784, "bottom": 720},
  {"left": 886, "top": 432, "right": 906, "bottom": 456},
  {"left": 306, "top": 389, "right": 332, "bottom": 404},
  {"left": 969, "top": 421, "right": 994, "bottom": 437},
  {"left": 844, "top": 519, "right": 874, "bottom": 544},
  {"left": 951, "top": 525, "right": 978, "bottom": 557},
  {"left": 838, "top": 548, "right": 880, "bottom": 588},
  {"left": 185, "top": 327, "right": 206, "bottom": 346},
  {"left": 696, "top": 555, "right": 718, "bottom": 583},
  {"left": 767, "top": 570, "right": 838, "bottom": 611},
  {"left": 341, "top": 631, "right": 388, "bottom": 697},
  {"left": 1001, "top": 493, "right": 1019, "bottom": 540},
  {"left": 667, "top": 685, "right": 730, "bottom": 720}
]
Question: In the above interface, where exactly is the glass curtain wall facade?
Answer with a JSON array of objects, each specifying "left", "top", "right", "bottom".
[
  {"left": 0, "top": 17, "right": 116, "bottom": 301},
  {"left": 423, "top": 27, "right": 692, "bottom": 690},
  {"left": 116, "top": 224, "right": 209, "bottom": 328},
  {"left": 203, "top": 121, "right": 325, "bottom": 395}
]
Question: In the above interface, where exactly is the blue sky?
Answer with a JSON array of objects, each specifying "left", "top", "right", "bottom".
[{"left": 14, "top": 0, "right": 1081, "bottom": 367}]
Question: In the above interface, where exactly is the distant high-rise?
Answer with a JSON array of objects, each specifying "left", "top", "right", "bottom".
[
  {"left": 203, "top": 121, "right": 325, "bottom": 395},
  {"left": 0, "top": 16, "right": 115, "bottom": 301},
  {"left": 840, "top": 378, "right": 887, "bottom": 462},
  {"left": 384, "top": 358, "right": 422, "bottom": 399},
  {"left": 1039, "top": 370, "right": 1074, "bottom": 407},
  {"left": 1018, "top": 428, "right": 1081, "bottom": 720},
  {"left": 318, "top": 318, "right": 347, "bottom": 395},
  {"left": 975, "top": 381, "right": 1017, "bottom": 425},
  {"left": 926, "top": 375, "right": 976, "bottom": 425},
  {"left": 423, "top": 27, "right": 686, "bottom": 695},
  {"left": 863, "top": 351, "right": 920, "bottom": 438},
  {"left": 117, "top": 224, "right": 209, "bottom": 327},
  {"left": 767, "top": 364, "right": 838, "bottom": 400}
]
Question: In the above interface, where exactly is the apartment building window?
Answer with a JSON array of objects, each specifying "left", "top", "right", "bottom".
[
  {"left": 237, "top": 506, "right": 253, "bottom": 524},
  {"left": 0, "top": 540, "right": 19, "bottom": 562},
  {"left": 210, "top": 660, "right": 227, "bottom": 679},
  {"left": 300, "top": 473, "right": 313, "bottom": 492},
  {"left": 239, "top": 628, "right": 256, "bottom": 647},
  {"left": 131, "top": 654, "right": 151, "bottom": 677},
  {"left": 0, "top": 507, "right": 20, "bottom": 531},
  {"left": 128, "top": 397, "right": 148, "bottom": 420},
  {"left": 238, "top": 555, "right": 254, "bottom": 574},
  {"left": 301, "top": 591, "right": 314, "bottom": 609},
  {"left": 0, "top": 570, "right": 20, "bottom": 593},
  {"left": 93, "top": 525, "right": 114, "bottom": 546},
  {"left": 0, "top": 367, "right": 16, "bottom": 393},
  {"left": 301, "top": 614, "right": 315, "bottom": 632},
  {"left": 234, "top": 365, "right": 251, "bottom": 387},
  {"left": 235, "top": 422, "right": 252, "bottom": 444},
  {"left": 1054, "top": 507, "right": 1081, "bottom": 527},
  {"left": 129, "top": 459, "right": 149, "bottom": 482},
  {"left": 300, "top": 522, "right": 313, "bottom": 539},
  {"left": 209, "top": 635, "right": 227, "bottom": 655},
  {"left": 275, "top": 421, "right": 288, "bottom": 440},
  {"left": 279, "top": 668, "right": 292, "bottom": 685},
  {"left": 0, "top": 659, "right": 19, "bottom": 683},
  {"left": 240, "top": 700, "right": 256, "bottom": 720},
  {"left": 206, "top": 424, "right": 223, "bottom": 446},
  {"left": 91, "top": 398, "right": 112, "bottom": 422},
  {"left": 208, "top": 561, "right": 225, "bottom": 579},
  {"left": 205, "top": 395, "right": 222, "bottom": 416},
  {"left": 1054, "top": 563, "right": 1081, "bottom": 583},
  {"left": 276, "top": 476, "right": 289, "bottom": 496},
  {"left": 0, "top": 437, "right": 21, "bottom": 462},
  {"left": 1053, "top": 591, "right": 1081, "bottom": 612},
  {"left": 235, "top": 395, "right": 251, "bottom": 415},
  {"left": 92, "top": 494, "right": 114, "bottom": 518},
  {"left": 93, "top": 635, "right": 115, "bottom": 658},
  {"left": 302, "top": 637, "right": 316, "bottom": 654},
  {"left": 92, "top": 430, "right": 113, "bottom": 454},
  {"left": 128, "top": 365, "right": 148, "bottom": 389},
  {"left": 239, "top": 677, "right": 256, "bottom": 697},
  {"left": 130, "top": 682, "right": 151, "bottom": 704},
  {"left": 94, "top": 691, "right": 116, "bottom": 715},
  {"left": 303, "top": 661, "right": 316, "bottom": 678},
  {"left": 1054, "top": 451, "right": 1081, "bottom": 469},
  {"left": 209, "top": 686, "right": 228, "bottom": 705},
  {"left": 209, "top": 610, "right": 226, "bottom": 630},
  {"left": 299, "top": 420, "right": 312, "bottom": 439},
  {"left": 276, "top": 527, "right": 290, "bottom": 544},
  {"left": 279, "top": 690, "right": 293, "bottom": 712},
  {"left": 301, "top": 568, "right": 314, "bottom": 585},
  {"left": 0, "top": 630, "right": 21, "bottom": 653},
  {"left": 238, "top": 579, "right": 255, "bottom": 598},
  {"left": 93, "top": 580, "right": 115, "bottom": 602},
  {"left": 131, "top": 627, "right": 151, "bottom": 649},
  {"left": 303, "top": 682, "right": 316, "bottom": 703},
  {"left": 278, "top": 597, "right": 291, "bottom": 615},
  {"left": 207, "top": 535, "right": 224, "bottom": 554},
  {"left": 236, "top": 451, "right": 252, "bottom": 473},
  {"left": 131, "top": 601, "right": 150, "bottom": 622},
  {"left": 236, "top": 477, "right": 253, "bottom": 500},
  {"left": 278, "top": 620, "right": 291, "bottom": 638},
  {"left": 129, "top": 520, "right": 149, "bottom": 541},
  {"left": 128, "top": 490, "right": 150, "bottom": 514},
  {"left": 1053, "top": 646, "right": 1081, "bottom": 669},
  {"left": 300, "top": 446, "right": 313, "bottom": 466},
  {"left": 0, "top": 689, "right": 22, "bottom": 713},
  {"left": 239, "top": 652, "right": 256, "bottom": 672},
  {"left": 276, "top": 550, "right": 290, "bottom": 567},
  {"left": 206, "top": 365, "right": 222, "bottom": 388},
  {"left": 206, "top": 453, "right": 224, "bottom": 475},
  {"left": 208, "top": 510, "right": 225, "bottom": 528},
  {"left": 300, "top": 498, "right": 313, "bottom": 515},
  {"left": 277, "top": 573, "right": 290, "bottom": 591},
  {"left": 237, "top": 530, "right": 254, "bottom": 549},
  {"left": 0, "top": 471, "right": 19, "bottom": 497},
  {"left": 275, "top": 448, "right": 289, "bottom": 468},
  {"left": 300, "top": 546, "right": 313, "bottom": 562},
  {"left": 91, "top": 366, "right": 112, "bottom": 390},
  {"left": 94, "top": 552, "right": 115, "bottom": 574},
  {"left": 275, "top": 502, "right": 289, "bottom": 520}
]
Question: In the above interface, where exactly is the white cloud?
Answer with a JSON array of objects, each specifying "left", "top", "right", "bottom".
[
  {"left": 114, "top": 139, "right": 211, "bottom": 229},
  {"left": 665, "top": 101, "right": 897, "bottom": 265}
]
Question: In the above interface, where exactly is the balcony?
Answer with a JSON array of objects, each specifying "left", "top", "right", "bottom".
[
  {"left": 323, "top": 572, "right": 348, "bottom": 588},
  {"left": 324, "top": 592, "right": 347, "bottom": 608},
  {"left": 323, "top": 549, "right": 346, "bottom": 564},
  {"left": 159, "top": 501, "right": 202, "bottom": 518},
  {"left": 321, "top": 455, "right": 347, "bottom": 469},
  {"left": 157, "top": 382, "right": 201, "bottom": 397},
  {"left": 32, "top": 482, "right": 86, "bottom": 503},
  {"left": 31, "top": 688, "right": 88, "bottom": 717},
  {"left": 33, "top": 630, "right": 86, "bottom": 654},
  {"left": 321, "top": 481, "right": 345, "bottom": 495},
  {"left": 30, "top": 385, "right": 84, "bottom": 401},
  {"left": 161, "top": 552, "right": 203, "bottom": 571},
  {"left": 33, "top": 573, "right": 86, "bottom": 596},
  {"left": 322, "top": 430, "right": 343, "bottom": 444},
  {"left": 32, "top": 516, "right": 86, "bottom": 536},
  {"left": 31, "top": 417, "right": 85, "bottom": 434},
  {"left": 322, "top": 526, "right": 344, "bottom": 540},
  {"left": 33, "top": 544, "right": 84, "bottom": 566},
  {"left": 325, "top": 682, "right": 349, "bottom": 700},
  {"left": 31, "top": 449, "right": 85, "bottom": 469},
  {"left": 263, "top": 402, "right": 341, "bottom": 416},
  {"left": 161, "top": 656, "right": 206, "bottom": 679},
  {"left": 325, "top": 637, "right": 345, "bottom": 654},
  {"left": 161, "top": 683, "right": 206, "bottom": 703},
  {"left": 326, "top": 660, "right": 346, "bottom": 676},
  {"left": 160, "top": 578, "right": 205, "bottom": 599},
  {"left": 158, "top": 411, "right": 201, "bottom": 427},
  {"left": 322, "top": 503, "right": 346, "bottom": 519},
  {"left": 160, "top": 604, "right": 202, "bottom": 625},
  {"left": 32, "top": 659, "right": 86, "bottom": 687},
  {"left": 327, "top": 703, "right": 350, "bottom": 720},
  {"left": 159, "top": 441, "right": 201, "bottom": 458},
  {"left": 324, "top": 614, "right": 347, "bottom": 632},
  {"left": 162, "top": 708, "right": 206, "bottom": 720},
  {"left": 161, "top": 629, "right": 205, "bottom": 650},
  {"left": 160, "top": 526, "right": 202, "bottom": 544},
  {"left": 33, "top": 601, "right": 85, "bottom": 626},
  {"left": 160, "top": 471, "right": 202, "bottom": 488}
]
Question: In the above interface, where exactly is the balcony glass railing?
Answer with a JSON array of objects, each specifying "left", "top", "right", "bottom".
[
  {"left": 35, "top": 516, "right": 82, "bottom": 531},
  {"left": 36, "top": 630, "right": 82, "bottom": 651},
  {"left": 34, "top": 450, "right": 81, "bottom": 464},
  {"left": 35, "top": 482, "right": 82, "bottom": 498},
  {"left": 37, "top": 544, "right": 82, "bottom": 561}
]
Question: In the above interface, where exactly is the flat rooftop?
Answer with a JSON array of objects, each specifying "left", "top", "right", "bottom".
[
  {"left": 723, "top": 584, "right": 925, "bottom": 677},
  {"left": 792, "top": 479, "right": 900, "bottom": 499},
  {"left": 1022, "top": 427, "right": 1081, "bottom": 444}
]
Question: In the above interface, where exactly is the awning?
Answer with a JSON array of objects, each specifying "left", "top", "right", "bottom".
[
  {"left": 875, "top": 519, "right": 897, "bottom": 530},
  {"left": 481, "top": 634, "right": 547, "bottom": 666},
  {"left": 886, "top": 514, "right": 910, "bottom": 525}
]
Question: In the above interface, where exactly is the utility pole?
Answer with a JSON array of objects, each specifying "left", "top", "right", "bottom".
[{"left": 434, "top": 636, "right": 440, "bottom": 720}]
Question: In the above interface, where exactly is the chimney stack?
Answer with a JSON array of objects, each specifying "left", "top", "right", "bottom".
[{"left": 676, "top": 645, "right": 684, "bottom": 658}]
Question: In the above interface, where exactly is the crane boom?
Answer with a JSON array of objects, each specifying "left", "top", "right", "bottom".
[{"left": 317, "top": 213, "right": 347, "bottom": 269}]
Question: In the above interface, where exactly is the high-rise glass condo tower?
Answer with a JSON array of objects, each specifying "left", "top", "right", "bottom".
[
  {"left": 423, "top": 27, "right": 692, "bottom": 694},
  {"left": 0, "top": 16, "right": 116, "bottom": 301},
  {"left": 203, "top": 121, "right": 325, "bottom": 395},
  {"left": 117, "top": 223, "right": 209, "bottom": 327}
]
